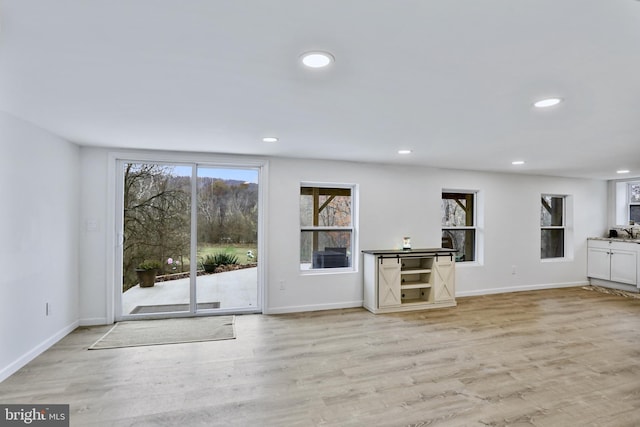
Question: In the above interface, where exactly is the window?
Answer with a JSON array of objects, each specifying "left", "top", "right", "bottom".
[
  {"left": 541, "top": 195, "right": 565, "bottom": 259},
  {"left": 442, "top": 191, "right": 476, "bottom": 262},
  {"left": 300, "top": 185, "right": 355, "bottom": 270},
  {"left": 629, "top": 183, "right": 640, "bottom": 223}
]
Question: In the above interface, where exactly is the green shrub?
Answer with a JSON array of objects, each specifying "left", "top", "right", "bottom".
[
  {"left": 137, "top": 259, "right": 162, "bottom": 270},
  {"left": 203, "top": 252, "right": 238, "bottom": 266}
]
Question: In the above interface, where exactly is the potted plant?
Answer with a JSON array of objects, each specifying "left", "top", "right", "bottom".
[
  {"left": 202, "top": 254, "right": 219, "bottom": 273},
  {"left": 135, "top": 259, "right": 162, "bottom": 288}
]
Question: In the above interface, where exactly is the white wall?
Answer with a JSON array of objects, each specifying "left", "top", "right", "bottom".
[
  {"left": 436, "top": 167, "right": 607, "bottom": 296},
  {"left": 0, "top": 112, "right": 80, "bottom": 382},
  {"left": 267, "top": 158, "right": 608, "bottom": 311},
  {"left": 78, "top": 148, "right": 110, "bottom": 325},
  {"left": 77, "top": 149, "right": 608, "bottom": 318},
  {"left": 608, "top": 178, "right": 640, "bottom": 227}
]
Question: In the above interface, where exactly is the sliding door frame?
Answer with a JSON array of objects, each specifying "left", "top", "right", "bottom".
[{"left": 107, "top": 151, "right": 268, "bottom": 323}]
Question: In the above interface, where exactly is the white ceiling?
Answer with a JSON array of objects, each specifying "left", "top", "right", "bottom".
[{"left": 2, "top": 0, "right": 640, "bottom": 180}]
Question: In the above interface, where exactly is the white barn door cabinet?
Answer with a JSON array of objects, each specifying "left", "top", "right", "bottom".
[{"left": 363, "top": 248, "right": 457, "bottom": 314}]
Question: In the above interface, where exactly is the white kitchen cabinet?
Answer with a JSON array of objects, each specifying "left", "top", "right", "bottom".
[
  {"left": 587, "top": 245, "right": 611, "bottom": 281},
  {"left": 610, "top": 250, "right": 637, "bottom": 285},
  {"left": 587, "top": 239, "right": 639, "bottom": 289},
  {"left": 363, "top": 248, "right": 456, "bottom": 314}
]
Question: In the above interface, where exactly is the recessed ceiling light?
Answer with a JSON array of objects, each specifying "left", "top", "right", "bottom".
[
  {"left": 617, "top": 169, "right": 630, "bottom": 174},
  {"left": 512, "top": 160, "right": 525, "bottom": 165},
  {"left": 262, "top": 137, "right": 278, "bottom": 143},
  {"left": 534, "top": 98, "right": 562, "bottom": 108},
  {"left": 301, "top": 51, "right": 334, "bottom": 68},
  {"left": 398, "top": 149, "right": 412, "bottom": 155}
]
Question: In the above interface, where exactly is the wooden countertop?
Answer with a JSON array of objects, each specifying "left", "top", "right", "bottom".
[{"left": 361, "top": 248, "right": 457, "bottom": 255}]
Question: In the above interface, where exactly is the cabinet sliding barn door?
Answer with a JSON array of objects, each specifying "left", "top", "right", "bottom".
[
  {"left": 378, "top": 257, "right": 401, "bottom": 307},
  {"left": 434, "top": 257, "right": 455, "bottom": 302}
]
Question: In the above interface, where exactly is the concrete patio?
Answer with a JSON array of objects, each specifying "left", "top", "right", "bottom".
[{"left": 122, "top": 267, "right": 258, "bottom": 315}]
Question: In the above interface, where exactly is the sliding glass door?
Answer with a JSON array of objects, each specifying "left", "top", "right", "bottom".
[
  {"left": 116, "top": 160, "right": 261, "bottom": 320},
  {"left": 195, "top": 167, "right": 259, "bottom": 311},
  {"left": 120, "top": 163, "right": 192, "bottom": 316}
]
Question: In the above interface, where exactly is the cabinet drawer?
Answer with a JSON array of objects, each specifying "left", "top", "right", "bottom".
[{"left": 588, "top": 240, "right": 611, "bottom": 250}]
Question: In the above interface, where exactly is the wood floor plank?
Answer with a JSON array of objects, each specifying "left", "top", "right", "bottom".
[{"left": 1, "top": 287, "right": 640, "bottom": 426}]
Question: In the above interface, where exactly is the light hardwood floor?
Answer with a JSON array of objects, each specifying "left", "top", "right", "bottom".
[{"left": 1, "top": 287, "right": 640, "bottom": 426}]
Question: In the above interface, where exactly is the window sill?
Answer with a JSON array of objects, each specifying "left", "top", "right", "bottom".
[
  {"left": 541, "top": 257, "right": 573, "bottom": 263},
  {"left": 300, "top": 267, "right": 357, "bottom": 276}
]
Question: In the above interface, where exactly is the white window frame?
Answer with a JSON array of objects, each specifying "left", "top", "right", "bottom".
[
  {"left": 628, "top": 182, "right": 640, "bottom": 224},
  {"left": 300, "top": 182, "right": 357, "bottom": 274},
  {"left": 441, "top": 190, "right": 478, "bottom": 263},
  {"left": 540, "top": 194, "right": 566, "bottom": 260}
]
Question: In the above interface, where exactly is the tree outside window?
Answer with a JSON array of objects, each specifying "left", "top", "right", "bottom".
[
  {"left": 629, "top": 183, "right": 640, "bottom": 223},
  {"left": 441, "top": 192, "right": 476, "bottom": 262},
  {"left": 541, "top": 195, "right": 565, "bottom": 259}
]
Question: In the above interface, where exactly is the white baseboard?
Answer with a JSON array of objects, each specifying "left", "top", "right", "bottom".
[
  {"left": 79, "top": 317, "right": 110, "bottom": 326},
  {"left": 0, "top": 320, "right": 79, "bottom": 383},
  {"left": 265, "top": 283, "right": 589, "bottom": 314},
  {"left": 265, "top": 300, "right": 363, "bottom": 314},
  {"left": 456, "top": 281, "right": 588, "bottom": 298}
]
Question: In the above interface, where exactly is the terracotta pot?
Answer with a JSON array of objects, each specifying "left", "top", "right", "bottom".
[{"left": 135, "top": 269, "right": 158, "bottom": 288}]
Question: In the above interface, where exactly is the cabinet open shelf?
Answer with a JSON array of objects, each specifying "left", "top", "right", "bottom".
[
  {"left": 401, "top": 282, "right": 431, "bottom": 290},
  {"left": 401, "top": 268, "right": 432, "bottom": 274}
]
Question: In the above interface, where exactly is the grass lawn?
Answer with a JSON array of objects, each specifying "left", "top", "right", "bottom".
[
  {"left": 197, "top": 243, "right": 258, "bottom": 265},
  {"left": 149, "top": 244, "right": 257, "bottom": 277}
]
